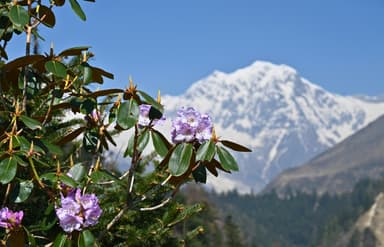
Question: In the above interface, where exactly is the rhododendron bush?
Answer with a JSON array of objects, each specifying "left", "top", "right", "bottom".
[{"left": 0, "top": 1, "right": 251, "bottom": 246}]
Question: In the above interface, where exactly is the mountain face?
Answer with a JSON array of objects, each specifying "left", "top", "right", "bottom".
[
  {"left": 161, "top": 61, "right": 384, "bottom": 193},
  {"left": 263, "top": 114, "right": 384, "bottom": 196}
]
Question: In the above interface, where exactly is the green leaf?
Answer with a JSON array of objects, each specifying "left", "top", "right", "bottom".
[
  {"left": 69, "top": 0, "right": 86, "bottom": 21},
  {"left": 41, "top": 140, "right": 64, "bottom": 156},
  {"left": 0, "top": 157, "right": 17, "bottom": 184},
  {"left": 78, "top": 230, "right": 96, "bottom": 247},
  {"left": 59, "top": 174, "right": 77, "bottom": 188},
  {"left": 80, "top": 98, "right": 96, "bottom": 114},
  {"left": 124, "top": 130, "right": 150, "bottom": 157},
  {"left": 68, "top": 164, "right": 86, "bottom": 182},
  {"left": 196, "top": 140, "right": 215, "bottom": 162},
  {"left": 192, "top": 163, "right": 207, "bottom": 183},
  {"left": 82, "top": 62, "right": 93, "bottom": 84},
  {"left": 19, "top": 115, "right": 42, "bottom": 130},
  {"left": 117, "top": 99, "right": 139, "bottom": 130},
  {"left": 45, "top": 61, "right": 67, "bottom": 78},
  {"left": 220, "top": 140, "right": 252, "bottom": 152},
  {"left": 168, "top": 143, "right": 193, "bottom": 177},
  {"left": 151, "top": 130, "right": 170, "bottom": 157},
  {"left": 11, "top": 180, "right": 34, "bottom": 203},
  {"left": 166, "top": 204, "right": 203, "bottom": 227},
  {"left": 137, "top": 90, "right": 164, "bottom": 113},
  {"left": 9, "top": 5, "right": 29, "bottom": 28},
  {"left": 216, "top": 146, "right": 239, "bottom": 171},
  {"left": 83, "top": 130, "right": 98, "bottom": 153},
  {"left": 52, "top": 233, "right": 68, "bottom": 247},
  {"left": 41, "top": 172, "right": 58, "bottom": 184}
]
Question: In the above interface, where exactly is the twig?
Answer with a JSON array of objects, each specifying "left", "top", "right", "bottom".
[
  {"left": 97, "top": 206, "right": 127, "bottom": 242},
  {"left": 140, "top": 197, "right": 171, "bottom": 211},
  {"left": 2, "top": 184, "right": 11, "bottom": 207}
]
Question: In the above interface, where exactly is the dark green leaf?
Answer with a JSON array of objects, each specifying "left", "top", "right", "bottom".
[
  {"left": 192, "top": 163, "right": 207, "bottom": 183},
  {"left": 69, "top": 0, "right": 86, "bottom": 21},
  {"left": 216, "top": 146, "right": 239, "bottom": 171},
  {"left": 83, "top": 130, "right": 98, "bottom": 153},
  {"left": 41, "top": 172, "right": 58, "bottom": 184},
  {"left": 58, "top": 46, "right": 90, "bottom": 57},
  {"left": 117, "top": 99, "right": 139, "bottom": 130},
  {"left": 45, "top": 61, "right": 67, "bottom": 78},
  {"left": 196, "top": 140, "right": 215, "bottom": 162},
  {"left": 80, "top": 98, "right": 96, "bottom": 114},
  {"left": 148, "top": 106, "right": 163, "bottom": 120},
  {"left": 36, "top": 5, "right": 56, "bottom": 28},
  {"left": 52, "top": 233, "right": 67, "bottom": 247},
  {"left": 68, "top": 164, "right": 86, "bottom": 182},
  {"left": 78, "top": 230, "right": 96, "bottom": 247},
  {"left": 220, "top": 140, "right": 252, "bottom": 152},
  {"left": 151, "top": 130, "right": 171, "bottom": 157},
  {"left": 168, "top": 143, "right": 193, "bottom": 177},
  {"left": 19, "top": 115, "right": 42, "bottom": 130},
  {"left": 41, "top": 140, "right": 63, "bottom": 156},
  {"left": 9, "top": 5, "right": 29, "bottom": 28},
  {"left": 0, "top": 157, "right": 17, "bottom": 184},
  {"left": 59, "top": 174, "right": 77, "bottom": 188},
  {"left": 11, "top": 180, "right": 34, "bottom": 203}
]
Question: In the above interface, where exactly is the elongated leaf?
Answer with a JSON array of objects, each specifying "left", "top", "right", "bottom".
[
  {"left": 58, "top": 46, "right": 90, "bottom": 57},
  {"left": 56, "top": 127, "right": 86, "bottom": 145},
  {"left": 68, "top": 164, "right": 86, "bottom": 182},
  {"left": 78, "top": 230, "right": 95, "bottom": 247},
  {"left": 3, "top": 55, "right": 45, "bottom": 71},
  {"left": 45, "top": 60, "right": 67, "bottom": 78},
  {"left": 52, "top": 233, "right": 67, "bottom": 247},
  {"left": 41, "top": 140, "right": 64, "bottom": 156},
  {"left": 69, "top": 0, "right": 86, "bottom": 21},
  {"left": 124, "top": 130, "right": 150, "bottom": 157},
  {"left": 19, "top": 115, "right": 42, "bottom": 130},
  {"left": 11, "top": 180, "right": 34, "bottom": 203},
  {"left": 137, "top": 90, "right": 164, "bottom": 113},
  {"left": 0, "top": 157, "right": 17, "bottom": 184},
  {"left": 168, "top": 143, "right": 193, "bottom": 176},
  {"left": 7, "top": 228, "right": 26, "bottom": 247},
  {"left": 60, "top": 174, "right": 77, "bottom": 188},
  {"left": 220, "top": 140, "right": 252, "bottom": 152},
  {"left": 9, "top": 5, "right": 29, "bottom": 28},
  {"left": 196, "top": 140, "right": 215, "bottom": 161},
  {"left": 117, "top": 99, "right": 139, "bottom": 130},
  {"left": 216, "top": 146, "right": 239, "bottom": 171},
  {"left": 151, "top": 130, "right": 171, "bottom": 157},
  {"left": 192, "top": 163, "right": 207, "bottom": 183}
]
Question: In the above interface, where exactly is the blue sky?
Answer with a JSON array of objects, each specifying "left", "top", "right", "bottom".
[{"left": 7, "top": 0, "right": 384, "bottom": 97}]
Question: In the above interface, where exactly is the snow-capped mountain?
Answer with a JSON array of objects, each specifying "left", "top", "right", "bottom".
[{"left": 161, "top": 61, "right": 384, "bottom": 193}]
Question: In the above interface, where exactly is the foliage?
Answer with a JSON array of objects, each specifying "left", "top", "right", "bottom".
[
  {"left": 0, "top": 1, "right": 251, "bottom": 246},
  {"left": 210, "top": 177, "right": 384, "bottom": 247}
]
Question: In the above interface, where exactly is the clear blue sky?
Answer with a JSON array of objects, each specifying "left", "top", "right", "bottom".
[{"left": 7, "top": 0, "right": 384, "bottom": 97}]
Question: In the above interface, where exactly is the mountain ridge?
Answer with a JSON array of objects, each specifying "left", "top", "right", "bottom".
[{"left": 158, "top": 60, "right": 384, "bottom": 193}]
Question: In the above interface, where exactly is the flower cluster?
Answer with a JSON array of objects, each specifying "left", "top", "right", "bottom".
[
  {"left": 0, "top": 207, "right": 23, "bottom": 230},
  {"left": 138, "top": 104, "right": 165, "bottom": 127},
  {"left": 55, "top": 189, "right": 102, "bottom": 233},
  {"left": 171, "top": 107, "right": 213, "bottom": 143}
]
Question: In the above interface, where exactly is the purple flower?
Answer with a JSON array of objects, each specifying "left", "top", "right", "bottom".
[
  {"left": 138, "top": 104, "right": 165, "bottom": 127},
  {"left": 55, "top": 189, "right": 102, "bottom": 233},
  {"left": 171, "top": 107, "right": 213, "bottom": 144},
  {"left": 0, "top": 207, "right": 23, "bottom": 230}
]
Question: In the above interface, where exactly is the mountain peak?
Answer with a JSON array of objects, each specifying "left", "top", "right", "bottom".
[{"left": 162, "top": 61, "right": 384, "bottom": 193}]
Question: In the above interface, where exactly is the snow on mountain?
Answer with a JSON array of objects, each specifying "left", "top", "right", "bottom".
[{"left": 160, "top": 61, "right": 384, "bottom": 193}]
